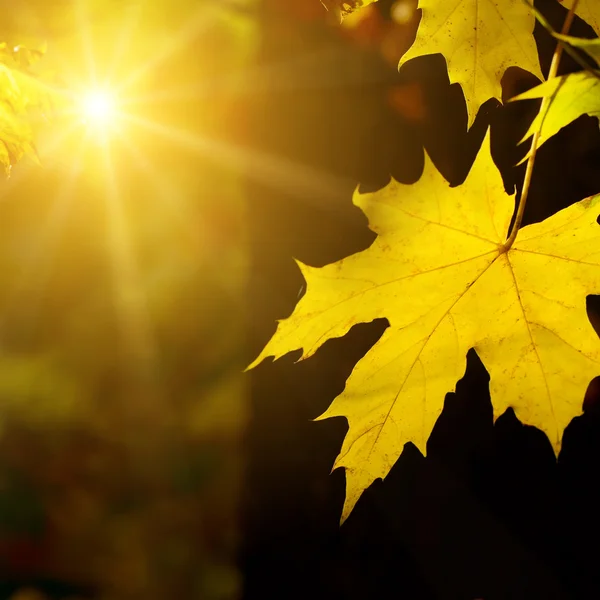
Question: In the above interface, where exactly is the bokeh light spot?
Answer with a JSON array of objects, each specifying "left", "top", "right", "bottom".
[{"left": 391, "top": 0, "right": 415, "bottom": 25}]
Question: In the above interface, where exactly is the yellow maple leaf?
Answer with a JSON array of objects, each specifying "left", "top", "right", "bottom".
[
  {"left": 399, "top": 0, "right": 543, "bottom": 127},
  {"left": 249, "top": 131, "right": 600, "bottom": 522},
  {"left": 560, "top": 0, "right": 600, "bottom": 36}
]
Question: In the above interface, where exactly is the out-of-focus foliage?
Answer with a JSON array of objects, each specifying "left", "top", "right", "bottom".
[
  {"left": 0, "top": 1, "right": 256, "bottom": 599},
  {"left": 0, "top": 43, "right": 56, "bottom": 175},
  {"left": 321, "top": 0, "right": 379, "bottom": 20}
]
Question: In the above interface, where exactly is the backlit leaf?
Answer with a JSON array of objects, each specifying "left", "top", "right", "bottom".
[
  {"left": 554, "top": 33, "right": 600, "bottom": 64},
  {"left": 399, "top": 0, "right": 542, "bottom": 127},
  {"left": 560, "top": 0, "right": 600, "bottom": 36},
  {"left": 249, "top": 132, "right": 600, "bottom": 522},
  {"left": 513, "top": 70, "right": 600, "bottom": 149}
]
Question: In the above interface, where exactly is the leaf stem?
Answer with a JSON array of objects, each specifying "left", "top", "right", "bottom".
[{"left": 503, "top": 0, "right": 580, "bottom": 250}]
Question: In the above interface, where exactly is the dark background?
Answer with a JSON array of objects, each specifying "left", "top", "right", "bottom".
[{"left": 243, "top": 1, "right": 600, "bottom": 599}]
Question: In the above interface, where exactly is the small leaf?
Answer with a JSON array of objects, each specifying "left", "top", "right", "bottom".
[
  {"left": 554, "top": 33, "right": 600, "bottom": 64},
  {"left": 513, "top": 71, "right": 600, "bottom": 149}
]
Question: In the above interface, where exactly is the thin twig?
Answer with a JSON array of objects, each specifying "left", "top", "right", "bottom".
[{"left": 504, "top": 0, "right": 581, "bottom": 249}]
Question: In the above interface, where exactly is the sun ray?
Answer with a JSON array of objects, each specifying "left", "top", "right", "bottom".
[
  {"left": 105, "top": 0, "right": 144, "bottom": 84},
  {"left": 0, "top": 133, "right": 86, "bottom": 337},
  {"left": 120, "top": 41, "right": 391, "bottom": 110},
  {"left": 75, "top": 0, "right": 98, "bottom": 87},
  {"left": 99, "top": 138, "right": 160, "bottom": 396},
  {"left": 116, "top": 3, "right": 223, "bottom": 94},
  {"left": 123, "top": 114, "right": 356, "bottom": 209},
  {"left": 113, "top": 128, "right": 245, "bottom": 302},
  {"left": 114, "top": 130, "right": 195, "bottom": 236}
]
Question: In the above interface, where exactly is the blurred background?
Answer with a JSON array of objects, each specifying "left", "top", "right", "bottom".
[{"left": 0, "top": 1, "right": 256, "bottom": 598}]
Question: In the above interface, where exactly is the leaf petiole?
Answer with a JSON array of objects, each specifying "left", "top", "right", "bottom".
[{"left": 504, "top": 0, "right": 581, "bottom": 249}]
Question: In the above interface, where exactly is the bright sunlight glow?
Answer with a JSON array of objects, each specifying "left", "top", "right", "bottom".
[{"left": 80, "top": 89, "right": 116, "bottom": 125}]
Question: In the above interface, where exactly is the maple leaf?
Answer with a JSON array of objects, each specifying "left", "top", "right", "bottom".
[
  {"left": 249, "top": 131, "right": 600, "bottom": 522},
  {"left": 560, "top": 0, "right": 600, "bottom": 36},
  {"left": 513, "top": 70, "right": 600, "bottom": 149},
  {"left": 320, "top": 0, "right": 378, "bottom": 19},
  {"left": 399, "top": 0, "right": 542, "bottom": 128}
]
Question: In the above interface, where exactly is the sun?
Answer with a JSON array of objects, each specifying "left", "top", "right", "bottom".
[{"left": 80, "top": 89, "right": 117, "bottom": 126}]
